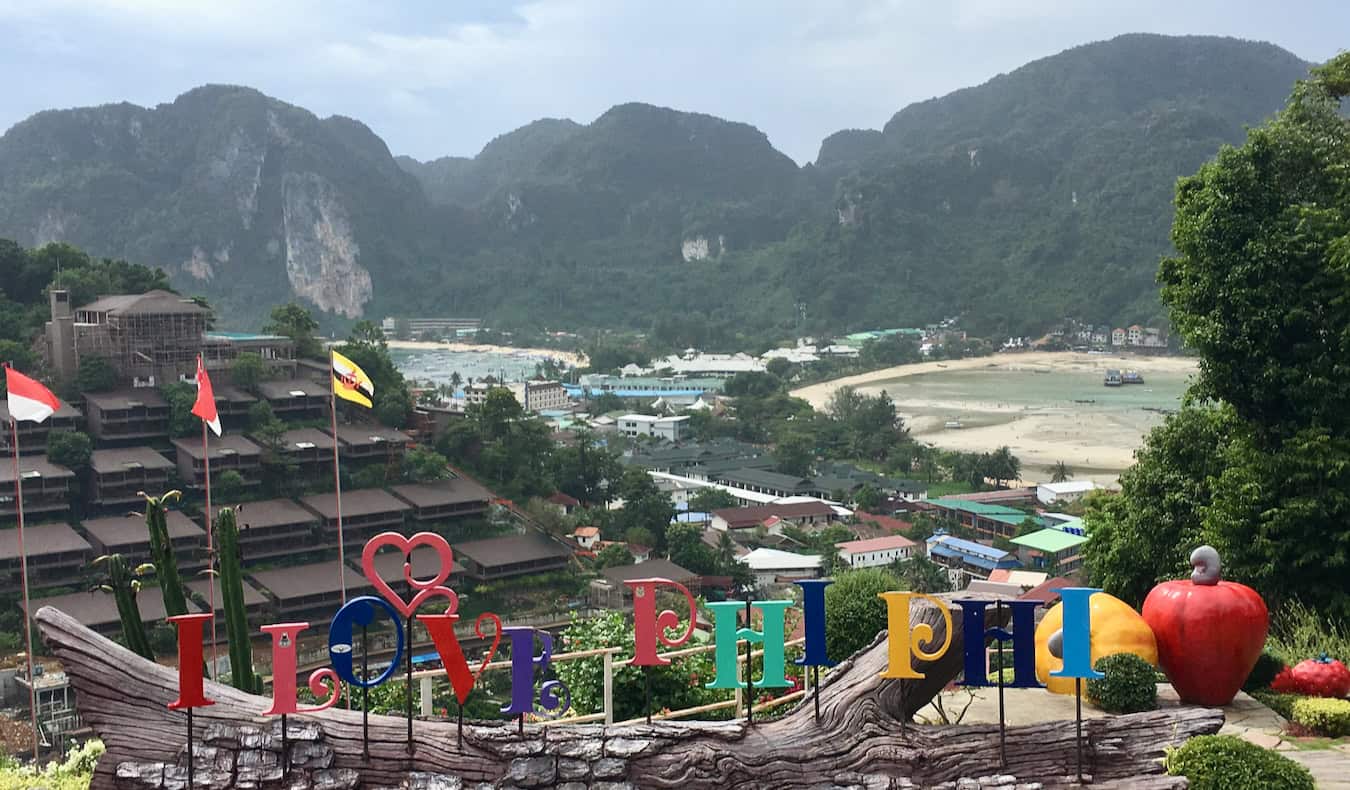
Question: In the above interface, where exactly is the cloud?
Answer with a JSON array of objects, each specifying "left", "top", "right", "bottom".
[{"left": 0, "top": 0, "right": 1345, "bottom": 164}]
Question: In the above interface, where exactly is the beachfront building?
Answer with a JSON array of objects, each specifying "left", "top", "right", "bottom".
[
  {"left": 926, "top": 533, "right": 1020, "bottom": 584},
  {"left": 1010, "top": 528, "right": 1087, "bottom": 575},
  {"left": 836, "top": 535, "right": 918, "bottom": 569},
  {"left": 617, "top": 414, "right": 689, "bottom": 442},
  {"left": 1035, "top": 481, "right": 1100, "bottom": 505},
  {"left": 925, "top": 497, "right": 1043, "bottom": 539},
  {"left": 1111, "top": 328, "right": 1126, "bottom": 346},
  {"left": 739, "top": 547, "right": 823, "bottom": 588}
]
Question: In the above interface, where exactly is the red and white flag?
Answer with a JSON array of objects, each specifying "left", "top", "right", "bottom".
[
  {"left": 191, "top": 356, "right": 222, "bottom": 436},
  {"left": 4, "top": 367, "right": 61, "bottom": 424}
]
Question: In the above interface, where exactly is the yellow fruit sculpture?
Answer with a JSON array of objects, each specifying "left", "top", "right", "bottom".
[{"left": 1035, "top": 591, "right": 1158, "bottom": 694}]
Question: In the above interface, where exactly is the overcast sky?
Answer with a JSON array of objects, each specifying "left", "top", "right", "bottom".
[{"left": 1, "top": 1, "right": 1345, "bottom": 164}]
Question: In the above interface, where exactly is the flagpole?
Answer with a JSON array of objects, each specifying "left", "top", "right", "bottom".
[
  {"left": 11, "top": 417, "right": 40, "bottom": 764},
  {"left": 331, "top": 351, "right": 346, "bottom": 604},
  {"left": 202, "top": 417, "right": 218, "bottom": 676}
]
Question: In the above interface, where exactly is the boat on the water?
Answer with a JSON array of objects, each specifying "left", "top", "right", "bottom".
[
  {"left": 944, "top": 418, "right": 963, "bottom": 429},
  {"left": 1104, "top": 369, "right": 1123, "bottom": 387},
  {"left": 1122, "top": 370, "right": 1145, "bottom": 385}
]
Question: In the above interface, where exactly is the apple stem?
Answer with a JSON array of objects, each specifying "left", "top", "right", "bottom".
[{"left": 1190, "top": 545, "right": 1222, "bottom": 585}]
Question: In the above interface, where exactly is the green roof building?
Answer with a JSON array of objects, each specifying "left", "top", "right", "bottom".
[{"left": 1010, "top": 528, "right": 1087, "bottom": 574}]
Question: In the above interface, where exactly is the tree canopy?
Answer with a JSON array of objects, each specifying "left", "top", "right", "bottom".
[{"left": 1084, "top": 54, "right": 1350, "bottom": 621}]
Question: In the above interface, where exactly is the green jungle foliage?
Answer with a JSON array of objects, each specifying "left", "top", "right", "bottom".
[
  {"left": 1165, "top": 735, "right": 1314, "bottom": 790},
  {"left": 1083, "top": 53, "right": 1350, "bottom": 623},
  {"left": 0, "top": 36, "right": 1311, "bottom": 337}
]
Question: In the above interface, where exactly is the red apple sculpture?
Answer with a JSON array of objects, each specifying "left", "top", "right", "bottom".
[{"left": 1142, "top": 545, "right": 1268, "bottom": 706}]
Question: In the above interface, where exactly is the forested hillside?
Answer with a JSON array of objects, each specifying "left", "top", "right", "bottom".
[{"left": 0, "top": 35, "right": 1312, "bottom": 341}]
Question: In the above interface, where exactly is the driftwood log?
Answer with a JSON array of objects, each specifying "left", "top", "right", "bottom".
[{"left": 36, "top": 598, "right": 1223, "bottom": 789}]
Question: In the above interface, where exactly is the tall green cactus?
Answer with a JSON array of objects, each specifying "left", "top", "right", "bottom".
[
  {"left": 213, "top": 506, "right": 261, "bottom": 693},
  {"left": 93, "top": 554, "right": 155, "bottom": 660},
  {"left": 141, "top": 490, "right": 191, "bottom": 618}
]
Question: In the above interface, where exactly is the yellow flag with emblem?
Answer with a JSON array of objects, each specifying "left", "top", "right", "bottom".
[{"left": 331, "top": 350, "right": 374, "bottom": 408}]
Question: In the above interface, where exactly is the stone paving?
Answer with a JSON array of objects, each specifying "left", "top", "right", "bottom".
[{"left": 945, "top": 683, "right": 1350, "bottom": 789}]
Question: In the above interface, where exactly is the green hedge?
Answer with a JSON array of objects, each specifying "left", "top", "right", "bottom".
[
  {"left": 1249, "top": 689, "right": 1301, "bottom": 720},
  {"left": 1165, "top": 735, "right": 1313, "bottom": 790},
  {"left": 1086, "top": 653, "right": 1157, "bottom": 714},
  {"left": 1290, "top": 697, "right": 1350, "bottom": 737},
  {"left": 1242, "top": 651, "right": 1285, "bottom": 692}
]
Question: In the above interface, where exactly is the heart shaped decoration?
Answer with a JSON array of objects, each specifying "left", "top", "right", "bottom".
[
  {"left": 472, "top": 612, "right": 503, "bottom": 683},
  {"left": 361, "top": 531, "right": 460, "bottom": 618}
]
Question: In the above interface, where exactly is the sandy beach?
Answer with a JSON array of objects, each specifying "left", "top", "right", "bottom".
[
  {"left": 387, "top": 339, "right": 586, "bottom": 367},
  {"left": 791, "top": 352, "right": 1199, "bottom": 483}
]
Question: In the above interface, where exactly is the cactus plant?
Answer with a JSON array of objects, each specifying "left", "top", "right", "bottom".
[
  {"left": 140, "top": 490, "right": 191, "bottom": 619},
  {"left": 213, "top": 506, "right": 261, "bottom": 693},
  {"left": 93, "top": 554, "right": 155, "bottom": 660}
]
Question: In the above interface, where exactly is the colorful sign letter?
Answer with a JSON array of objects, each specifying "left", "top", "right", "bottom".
[
  {"left": 419, "top": 612, "right": 503, "bottom": 705},
  {"left": 793, "top": 579, "right": 836, "bottom": 669},
  {"left": 626, "top": 577, "right": 697, "bottom": 666},
  {"left": 361, "top": 531, "right": 459, "bottom": 618},
  {"left": 167, "top": 613, "right": 214, "bottom": 710},
  {"left": 955, "top": 599, "right": 1043, "bottom": 688},
  {"left": 328, "top": 596, "right": 405, "bottom": 688},
  {"left": 1050, "top": 587, "right": 1104, "bottom": 681},
  {"left": 500, "top": 627, "right": 571, "bottom": 718},
  {"left": 705, "top": 600, "right": 794, "bottom": 690},
  {"left": 261, "top": 623, "right": 342, "bottom": 715},
  {"left": 878, "top": 591, "right": 953, "bottom": 679}
]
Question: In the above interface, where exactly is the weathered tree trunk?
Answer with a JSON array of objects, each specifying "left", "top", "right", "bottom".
[{"left": 36, "top": 598, "right": 1222, "bottom": 789}]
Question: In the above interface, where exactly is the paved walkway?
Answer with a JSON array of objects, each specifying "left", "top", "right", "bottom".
[{"left": 941, "top": 684, "right": 1350, "bottom": 788}]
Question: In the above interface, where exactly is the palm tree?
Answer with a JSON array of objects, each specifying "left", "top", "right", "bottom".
[
  {"left": 449, "top": 371, "right": 463, "bottom": 393},
  {"left": 1050, "top": 461, "right": 1073, "bottom": 483}
]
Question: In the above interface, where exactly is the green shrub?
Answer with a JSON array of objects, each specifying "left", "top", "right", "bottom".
[
  {"left": 1086, "top": 652, "right": 1157, "bottom": 713},
  {"left": 1165, "top": 735, "right": 1314, "bottom": 790},
  {"left": 1249, "top": 689, "right": 1302, "bottom": 720},
  {"left": 1243, "top": 651, "right": 1285, "bottom": 691},
  {"left": 1290, "top": 697, "right": 1350, "bottom": 737}
]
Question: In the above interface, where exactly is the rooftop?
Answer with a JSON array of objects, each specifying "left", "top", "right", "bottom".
[
  {"left": 599, "top": 558, "right": 696, "bottom": 586},
  {"left": 364, "top": 545, "right": 466, "bottom": 583},
  {"left": 390, "top": 478, "right": 493, "bottom": 509},
  {"left": 0, "top": 399, "right": 81, "bottom": 423},
  {"left": 1038, "top": 481, "right": 1099, "bottom": 494},
  {"left": 836, "top": 534, "right": 917, "bottom": 554},
  {"left": 83, "top": 388, "right": 168, "bottom": 410},
  {"left": 28, "top": 588, "right": 199, "bottom": 627},
  {"left": 249, "top": 561, "right": 371, "bottom": 601},
  {"left": 80, "top": 511, "right": 203, "bottom": 548},
  {"left": 268, "top": 427, "right": 336, "bottom": 452},
  {"left": 211, "top": 384, "right": 258, "bottom": 405},
  {"left": 455, "top": 532, "right": 571, "bottom": 568},
  {"left": 89, "top": 446, "right": 174, "bottom": 474},
  {"left": 572, "top": 526, "right": 600, "bottom": 538},
  {"left": 256, "top": 379, "right": 328, "bottom": 400},
  {"left": 712, "top": 501, "right": 834, "bottom": 527},
  {"left": 0, "top": 455, "right": 74, "bottom": 484},
  {"left": 234, "top": 498, "right": 321, "bottom": 529},
  {"left": 172, "top": 434, "right": 263, "bottom": 461},
  {"left": 79, "top": 290, "right": 209, "bottom": 316},
  {"left": 185, "top": 577, "right": 270, "bottom": 611},
  {"left": 739, "top": 547, "right": 823, "bottom": 571},
  {"left": 331, "top": 424, "right": 413, "bottom": 447},
  {"left": 0, "top": 523, "right": 91, "bottom": 560},
  {"left": 716, "top": 468, "right": 815, "bottom": 491},
  {"left": 1009, "top": 528, "right": 1088, "bottom": 554},
  {"left": 300, "top": 488, "right": 411, "bottom": 520}
]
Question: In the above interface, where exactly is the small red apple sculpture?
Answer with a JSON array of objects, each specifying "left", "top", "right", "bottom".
[
  {"left": 1142, "top": 545, "right": 1268, "bottom": 706},
  {"left": 1289, "top": 655, "right": 1350, "bottom": 698}
]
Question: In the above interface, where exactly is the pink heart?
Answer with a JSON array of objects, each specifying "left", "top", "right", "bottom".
[{"left": 361, "top": 531, "right": 460, "bottom": 619}]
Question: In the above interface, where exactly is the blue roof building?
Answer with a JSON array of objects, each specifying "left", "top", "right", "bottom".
[{"left": 926, "top": 532, "right": 1020, "bottom": 581}]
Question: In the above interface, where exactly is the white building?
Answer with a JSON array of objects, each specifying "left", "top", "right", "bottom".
[
  {"left": 617, "top": 414, "right": 689, "bottom": 442},
  {"left": 1036, "top": 480, "right": 1100, "bottom": 505},
  {"left": 1111, "top": 328, "right": 1126, "bottom": 346},
  {"left": 738, "top": 547, "right": 823, "bottom": 588},
  {"left": 464, "top": 381, "right": 570, "bottom": 413},
  {"left": 835, "top": 535, "right": 918, "bottom": 569},
  {"left": 648, "top": 352, "right": 765, "bottom": 377}
]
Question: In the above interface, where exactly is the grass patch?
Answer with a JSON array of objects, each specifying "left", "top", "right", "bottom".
[{"left": 1265, "top": 600, "right": 1350, "bottom": 667}]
